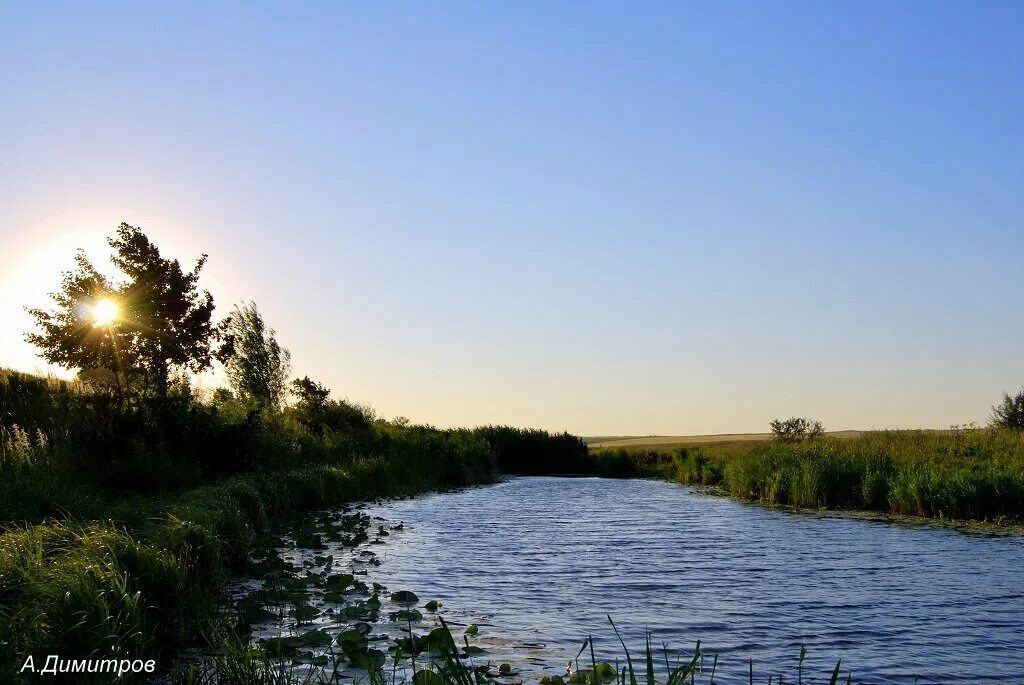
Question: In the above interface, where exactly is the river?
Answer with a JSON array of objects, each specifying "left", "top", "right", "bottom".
[{"left": 353, "top": 477, "right": 1024, "bottom": 684}]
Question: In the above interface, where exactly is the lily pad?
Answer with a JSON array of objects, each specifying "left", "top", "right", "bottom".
[
  {"left": 464, "top": 624, "right": 479, "bottom": 636},
  {"left": 424, "top": 600, "right": 440, "bottom": 612},
  {"left": 262, "top": 637, "right": 298, "bottom": 656},
  {"left": 390, "top": 590, "right": 419, "bottom": 605},
  {"left": 338, "top": 629, "right": 368, "bottom": 646},
  {"left": 325, "top": 573, "right": 354, "bottom": 591},
  {"left": 351, "top": 647, "right": 386, "bottom": 671},
  {"left": 425, "top": 627, "right": 454, "bottom": 650},
  {"left": 295, "top": 629, "right": 333, "bottom": 648},
  {"left": 289, "top": 604, "right": 320, "bottom": 621},
  {"left": 389, "top": 608, "right": 423, "bottom": 622},
  {"left": 413, "top": 671, "right": 445, "bottom": 685}
]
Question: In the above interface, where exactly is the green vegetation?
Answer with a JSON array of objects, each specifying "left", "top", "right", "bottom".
[
  {"left": 26, "top": 223, "right": 218, "bottom": 400},
  {"left": 990, "top": 388, "right": 1024, "bottom": 431},
  {"left": 768, "top": 416, "right": 824, "bottom": 443},
  {"left": 595, "top": 428, "right": 1024, "bottom": 522},
  {"left": 473, "top": 426, "right": 588, "bottom": 475},
  {"left": 0, "top": 225, "right": 573, "bottom": 681},
  {"left": 0, "top": 404, "right": 499, "bottom": 682},
  {"left": 173, "top": 616, "right": 850, "bottom": 685},
  {"left": 4, "top": 223, "right": 1022, "bottom": 683}
]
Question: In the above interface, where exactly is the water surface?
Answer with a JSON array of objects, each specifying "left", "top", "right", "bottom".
[{"left": 361, "top": 477, "right": 1024, "bottom": 684}]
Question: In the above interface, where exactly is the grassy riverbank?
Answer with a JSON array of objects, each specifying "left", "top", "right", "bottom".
[
  {"left": 4, "top": 365, "right": 1022, "bottom": 682},
  {"left": 594, "top": 428, "right": 1024, "bottom": 522},
  {"left": 0, "top": 368, "right": 585, "bottom": 682}
]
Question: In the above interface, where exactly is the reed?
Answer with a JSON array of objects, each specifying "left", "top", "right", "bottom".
[{"left": 596, "top": 428, "right": 1024, "bottom": 522}]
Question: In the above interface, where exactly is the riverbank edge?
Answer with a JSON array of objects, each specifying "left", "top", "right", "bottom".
[
  {"left": 678, "top": 482, "right": 1024, "bottom": 535},
  {"left": 0, "top": 460, "right": 500, "bottom": 683}
]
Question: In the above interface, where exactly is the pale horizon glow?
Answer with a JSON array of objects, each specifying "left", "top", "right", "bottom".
[{"left": 1, "top": 3, "right": 1022, "bottom": 436}]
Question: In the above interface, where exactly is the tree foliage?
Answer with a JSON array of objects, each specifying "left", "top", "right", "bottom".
[
  {"left": 769, "top": 416, "right": 824, "bottom": 443},
  {"left": 26, "top": 223, "right": 216, "bottom": 397},
  {"left": 990, "top": 389, "right": 1024, "bottom": 431},
  {"left": 217, "top": 302, "right": 291, "bottom": 409},
  {"left": 290, "top": 376, "right": 374, "bottom": 434}
]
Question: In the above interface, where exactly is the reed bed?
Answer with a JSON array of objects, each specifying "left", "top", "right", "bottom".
[{"left": 597, "top": 428, "right": 1024, "bottom": 522}]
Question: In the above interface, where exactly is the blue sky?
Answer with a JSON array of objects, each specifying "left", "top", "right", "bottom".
[{"left": 1, "top": 2, "right": 1021, "bottom": 434}]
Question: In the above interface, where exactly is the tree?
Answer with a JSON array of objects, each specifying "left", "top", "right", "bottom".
[
  {"left": 290, "top": 376, "right": 373, "bottom": 434},
  {"left": 769, "top": 417, "right": 824, "bottom": 443},
  {"left": 291, "top": 376, "right": 331, "bottom": 407},
  {"left": 990, "top": 389, "right": 1024, "bottom": 431},
  {"left": 217, "top": 302, "right": 291, "bottom": 409},
  {"left": 26, "top": 223, "right": 217, "bottom": 397}
]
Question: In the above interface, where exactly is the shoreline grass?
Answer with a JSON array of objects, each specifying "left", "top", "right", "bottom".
[
  {"left": 593, "top": 428, "right": 1024, "bottom": 524},
  {"left": 3, "top": 365, "right": 1022, "bottom": 682},
  {"left": 0, "top": 462, "right": 501, "bottom": 683}
]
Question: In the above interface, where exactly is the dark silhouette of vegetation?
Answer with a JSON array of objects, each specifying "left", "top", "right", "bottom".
[
  {"left": 769, "top": 416, "right": 824, "bottom": 442},
  {"left": 990, "top": 389, "right": 1024, "bottom": 431},
  {"left": 290, "top": 375, "right": 375, "bottom": 434},
  {"left": 473, "top": 426, "right": 588, "bottom": 474},
  {"left": 217, "top": 301, "right": 291, "bottom": 409},
  {"left": 5, "top": 223, "right": 1023, "bottom": 683},
  {"left": 26, "top": 223, "right": 217, "bottom": 399}
]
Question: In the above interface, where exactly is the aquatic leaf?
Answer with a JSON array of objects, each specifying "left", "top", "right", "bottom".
[
  {"left": 295, "top": 629, "right": 333, "bottom": 648},
  {"left": 499, "top": 663, "right": 513, "bottom": 674},
  {"left": 338, "top": 629, "right": 368, "bottom": 646},
  {"left": 424, "top": 600, "right": 440, "bottom": 612},
  {"left": 325, "top": 573, "right": 354, "bottom": 590},
  {"left": 413, "top": 671, "right": 445, "bottom": 685},
  {"left": 353, "top": 648, "right": 386, "bottom": 671},
  {"left": 390, "top": 590, "right": 419, "bottom": 604},
  {"left": 393, "top": 635, "right": 428, "bottom": 656},
  {"left": 261, "top": 637, "right": 299, "bottom": 655},
  {"left": 425, "top": 627, "right": 453, "bottom": 650},
  {"left": 289, "top": 604, "right": 320, "bottom": 621},
  {"left": 294, "top": 532, "right": 325, "bottom": 549},
  {"left": 390, "top": 608, "right": 423, "bottom": 622},
  {"left": 464, "top": 624, "right": 479, "bottom": 635}
]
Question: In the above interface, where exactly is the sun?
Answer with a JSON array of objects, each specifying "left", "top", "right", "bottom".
[{"left": 91, "top": 298, "right": 120, "bottom": 327}]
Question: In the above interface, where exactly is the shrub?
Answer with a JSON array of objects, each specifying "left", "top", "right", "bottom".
[
  {"left": 769, "top": 417, "right": 824, "bottom": 442},
  {"left": 990, "top": 389, "right": 1024, "bottom": 431}
]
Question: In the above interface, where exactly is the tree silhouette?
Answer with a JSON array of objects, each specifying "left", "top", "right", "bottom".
[
  {"left": 26, "top": 223, "right": 217, "bottom": 397},
  {"left": 769, "top": 416, "right": 824, "bottom": 442},
  {"left": 217, "top": 302, "right": 291, "bottom": 409},
  {"left": 990, "top": 389, "right": 1024, "bottom": 431}
]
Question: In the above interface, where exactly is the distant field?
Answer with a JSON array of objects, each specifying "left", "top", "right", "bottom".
[{"left": 588, "top": 431, "right": 864, "bottom": 450}]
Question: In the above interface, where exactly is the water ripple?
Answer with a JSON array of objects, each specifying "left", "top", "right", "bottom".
[{"left": 362, "top": 477, "right": 1024, "bottom": 684}]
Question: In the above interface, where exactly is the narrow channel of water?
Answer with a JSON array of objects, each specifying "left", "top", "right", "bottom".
[{"left": 357, "top": 477, "right": 1024, "bottom": 684}]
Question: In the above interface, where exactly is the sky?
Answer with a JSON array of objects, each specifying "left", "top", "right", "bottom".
[{"left": 1, "top": 2, "right": 1022, "bottom": 435}]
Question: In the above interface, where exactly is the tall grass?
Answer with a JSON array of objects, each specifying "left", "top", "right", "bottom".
[
  {"left": 0, "top": 367, "right": 506, "bottom": 682},
  {"left": 0, "top": 456, "right": 500, "bottom": 682},
  {"left": 596, "top": 429, "right": 1024, "bottom": 522}
]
